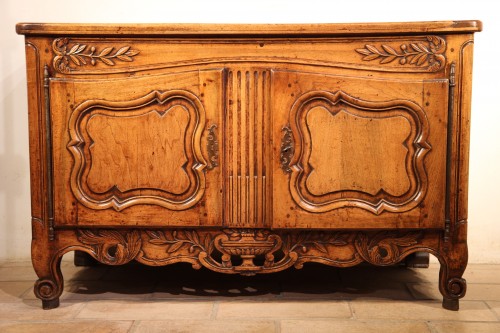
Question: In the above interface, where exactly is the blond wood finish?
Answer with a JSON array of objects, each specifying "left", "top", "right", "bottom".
[{"left": 17, "top": 21, "right": 481, "bottom": 311}]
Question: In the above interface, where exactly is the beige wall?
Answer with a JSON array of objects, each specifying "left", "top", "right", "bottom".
[{"left": 1, "top": 0, "right": 499, "bottom": 262}]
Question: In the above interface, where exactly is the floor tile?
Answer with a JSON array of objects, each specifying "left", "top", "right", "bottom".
[
  {"left": 408, "top": 282, "right": 500, "bottom": 301},
  {"left": 0, "top": 282, "right": 32, "bottom": 302},
  {"left": 132, "top": 320, "right": 276, "bottom": 333},
  {"left": 0, "top": 261, "right": 33, "bottom": 268},
  {"left": 281, "top": 281, "right": 414, "bottom": 300},
  {"left": 486, "top": 301, "right": 500, "bottom": 318},
  {"left": 280, "top": 319, "right": 431, "bottom": 333},
  {"left": 76, "top": 300, "right": 214, "bottom": 320},
  {"left": 0, "top": 266, "right": 37, "bottom": 282},
  {"left": 0, "top": 320, "right": 133, "bottom": 333},
  {"left": 216, "top": 300, "right": 352, "bottom": 319},
  {"left": 430, "top": 322, "right": 500, "bottom": 333},
  {"left": 464, "top": 268, "right": 500, "bottom": 284},
  {"left": 0, "top": 301, "right": 84, "bottom": 320},
  {"left": 351, "top": 300, "right": 497, "bottom": 321}
]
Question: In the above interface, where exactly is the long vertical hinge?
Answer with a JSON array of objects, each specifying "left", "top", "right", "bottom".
[
  {"left": 44, "top": 65, "right": 55, "bottom": 241},
  {"left": 444, "top": 62, "right": 456, "bottom": 245}
]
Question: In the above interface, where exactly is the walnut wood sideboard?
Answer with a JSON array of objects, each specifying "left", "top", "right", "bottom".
[{"left": 16, "top": 21, "right": 482, "bottom": 310}]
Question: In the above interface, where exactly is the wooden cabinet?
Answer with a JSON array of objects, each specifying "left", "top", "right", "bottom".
[{"left": 17, "top": 21, "right": 481, "bottom": 310}]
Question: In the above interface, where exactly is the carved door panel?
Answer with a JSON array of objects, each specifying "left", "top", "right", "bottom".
[
  {"left": 50, "top": 69, "right": 223, "bottom": 227},
  {"left": 272, "top": 70, "right": 448, "bottom": 229}
]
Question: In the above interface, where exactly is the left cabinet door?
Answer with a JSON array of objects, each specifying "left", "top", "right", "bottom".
[{"left": 50, "top": 69, "right": 223, "bottom": 227}]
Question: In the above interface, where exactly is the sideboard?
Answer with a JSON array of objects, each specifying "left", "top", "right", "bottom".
[{"left": 16, "top": 21, "right": 482, "bottom": 310}]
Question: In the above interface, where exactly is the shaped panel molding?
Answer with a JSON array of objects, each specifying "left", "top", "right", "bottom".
[
  {"left": 288, "top": 90, "right": 431, "bottom": 215},
  {"left": 68, "top": 90, "right": 207, "bottom": 211}
]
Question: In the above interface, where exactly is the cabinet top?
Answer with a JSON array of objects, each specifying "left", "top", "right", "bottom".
[{"left": 16, "top": 21, "right": 482, "bottom": 37}]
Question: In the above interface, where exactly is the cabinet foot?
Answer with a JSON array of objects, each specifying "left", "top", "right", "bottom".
[
  {"left": 42, "top": 298, "right": 60, "bottom": 310},
  {"left": 442, "top": 298, "right": 459, "bottom": 311}
]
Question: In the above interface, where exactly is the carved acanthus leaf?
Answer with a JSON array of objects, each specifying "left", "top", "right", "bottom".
[{"left": 77, "top": 230, "right": 141, "bottom": 265}]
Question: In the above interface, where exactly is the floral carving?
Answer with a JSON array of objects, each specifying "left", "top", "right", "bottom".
[
  {"left": 356, "top": 36, "right": 446, "bottom": 71},
  {"left": 77, "top": 230, "right": 142, "bottom": 265},
  {"left": 52, "top": 38, "right": 140, "bottom": 73}
]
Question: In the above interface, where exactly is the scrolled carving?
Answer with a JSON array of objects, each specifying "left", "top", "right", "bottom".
[
  {"left": 77, "top": 230, "right": 142, "bottom": 265},
  {"left": 354, "top": 231, "right": 424, "bottom": 266},
  {"left": 34, "top": 279, "right": 58, "bottom": 300},
  {"left": 280, "top": 126, "right": 294, "bottom": 173},
  {"left": 447, "top": 277, "right": 467, "bottom": 298},
  {"left": 356, "top": 36, "right": 446, "bottom": 71},
  {"left": 206, "top": 124, "right": 219, "bottom": 170},
  {"left": 52, "top": 38, "right": 140, "bottom": 73}
]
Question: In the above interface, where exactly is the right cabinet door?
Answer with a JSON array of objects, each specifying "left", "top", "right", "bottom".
[{"left": 272, "top": 70, "right": 448, "bottom": 229}]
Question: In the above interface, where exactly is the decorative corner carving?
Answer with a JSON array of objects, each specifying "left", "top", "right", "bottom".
[
  {"left": 206, "top": 124, "right": 219, "bottom": 170},
  {"left": 77, "top": 229, "right": 142, "bottom": 265},
  {"left": 280, "top": 126, "right": 293, "bottom": 173},
  {"left": 52, "top": 38, "right": 140, "bottom": 73},
  {"left": 356, "top": 36, "right": 446, "bottom": 71}
]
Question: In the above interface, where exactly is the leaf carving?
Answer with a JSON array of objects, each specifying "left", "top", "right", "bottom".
[
  {"left": 355, "top": 36, "right": 446, "bottom": 71},
  {"left": 115, "top": 46, "right": 130, "bottom": 55},
  {"left": 77, "top": 230, "right": 141, "bottom": 265},
  {"left": 100, "top": 58, "right": 115, "bottom": 66},
  {"left": 99, "top": 47, "right": 113, "bottom": 57},
  {"left": 167, "top": 241, "right": 184, "bottom": 253},
  {"left": 52, "top": 38, "right": 140, "bottom": 73},
  {"left": 382, "top": 44, "right": 398, "bottom": 55}
]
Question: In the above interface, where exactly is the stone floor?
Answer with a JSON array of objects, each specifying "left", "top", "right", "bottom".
[{"left": 0, "top": 258, "right": 499, "bottom": 332}]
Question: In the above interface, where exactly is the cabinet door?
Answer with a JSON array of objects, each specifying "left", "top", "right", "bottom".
[
  {"left": 50, "top": 69, "right": 223, "bottom": 227},
  {"left": 272, "top": 70, "right": 448, "bottom": 229}
]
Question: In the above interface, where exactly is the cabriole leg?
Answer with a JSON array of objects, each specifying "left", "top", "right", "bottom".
[
  {"left": 32, "top": 251, "right": 64, "bottom": 310},
  {"left": 438, "top": 220, "right": 468, "bottom": 311}
]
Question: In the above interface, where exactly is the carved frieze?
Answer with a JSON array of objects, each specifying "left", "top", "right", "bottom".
[{"left": 73, "top": 228, "right": 429, "bottom": 275}]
